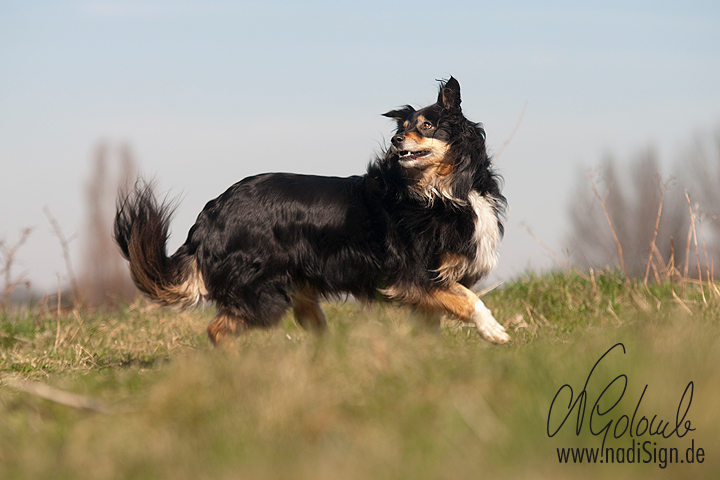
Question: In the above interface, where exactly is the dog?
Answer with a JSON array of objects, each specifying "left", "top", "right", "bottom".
[{"left": 114, "top": 77, "right": 510, "bottom": 345}]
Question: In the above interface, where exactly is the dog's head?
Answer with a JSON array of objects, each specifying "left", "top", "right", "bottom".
[
  {"left": 382, "top": 77, "right": 488, "bottom": 203},
  {"left": 382, "top": 77, "right": 463, "bottom": 171}
]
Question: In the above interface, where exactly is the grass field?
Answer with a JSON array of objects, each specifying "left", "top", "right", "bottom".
[{"left": 1, "top": 271, "right": 718, "bottom": 479}]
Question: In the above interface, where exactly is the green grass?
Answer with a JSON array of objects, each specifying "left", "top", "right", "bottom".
[{"left": 1, "top": 271, "right": 719, "bottom": 479}]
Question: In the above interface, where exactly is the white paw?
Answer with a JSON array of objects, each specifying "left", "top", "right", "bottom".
[{"left": 471, "top": 300, "right": 511, "bottom": 344}]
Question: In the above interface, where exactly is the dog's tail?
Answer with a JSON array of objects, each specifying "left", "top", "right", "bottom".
[{"left": 114, "top": 181, "right": 207, "bottom": 308}]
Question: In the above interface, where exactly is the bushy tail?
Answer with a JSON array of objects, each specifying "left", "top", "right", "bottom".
[{"left": 114, "top": 181, "right": 207, "bottom": 308}]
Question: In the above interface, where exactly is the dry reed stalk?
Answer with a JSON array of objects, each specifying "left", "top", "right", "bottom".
[
  {"left": 589, "top": 267, "right": 598, "bottom": 296},
  {"left": 693, "top": 204, "right": 706, "bottom": 304},
  {"left": 54, "top": 276, "right": 62, "bottom": 353},
  {"left": 590, "top": 174, "right": 630, "bottom": 284},
  {"left": 651, "top": 263, "right": 661, "bottom": 285},
  {"left": 72, "top": 308, "right": 87, "bottom": 334},
  {"left": 683, "top": 190, "right": 694, "bottom": 285},
  {"left": 685, "top": 194, "right": 706, "bottom": 304},
  {"left": 56, "top": 276, "right": 61, "bottom": 316},
  {"left": 684, "top": 225, "right": 692, "bottom": 280},
  {"left": 696, "top": 210, "right": 714, "bottom": 296},
  {"left": 668, "top": 238, "right": 692, "bottom": 314},
  {"left": 644, "top": 178, "right": 670, "bottom": 288},
  {"left": 670, "top": 237, "right": 675, "bottom": 295},
  {"left": 651, "top": 243, "right": 670, "bottom": 278},
  {"left": 712, "top": 259, "right": 720, "bottom": 297}
]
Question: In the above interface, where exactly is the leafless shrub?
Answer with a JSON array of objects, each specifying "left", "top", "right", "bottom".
[
  {"left": 0, "top": 228, "right": 33, "bottom": 308},
  {"left": 566, "top": 148, "right": 692, "bottom": 278}
]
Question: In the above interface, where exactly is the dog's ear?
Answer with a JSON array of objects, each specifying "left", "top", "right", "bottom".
[
  {"left": 382, "top": 105, "right": 415, "bottom": 122},
  {"left": 438, "top": 77, "right": 461, "bottom": 110},
  {"left": 382, "top": 105, "right": 415, "bottom": 131}
]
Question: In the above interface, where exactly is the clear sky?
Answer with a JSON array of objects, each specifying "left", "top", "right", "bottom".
[{"left": 1, "top": 1, "right": 719, "bottom": 292}]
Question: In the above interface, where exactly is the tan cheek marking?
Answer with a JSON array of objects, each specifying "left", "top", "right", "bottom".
[
  {"left": 405, "top": 131, "right": 422, "bottom": 142},
  {"left": 401, "top": 133, "right": 450, "bottom": 155},
  {"left": 416, "top": 136, "right": 448, "bottom": 150}
]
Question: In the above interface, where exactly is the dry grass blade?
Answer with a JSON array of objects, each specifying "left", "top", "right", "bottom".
[
  {"left": 477, "top": 281, "right": 504, "bottom": 296},
  {"left": 519, "top": 299, "right": 550, "bottom": 326},
  {"left": 2, "top": 375, "right": 110, "bottom": 413},
  {"left": 672, "top": 289, "right": 693, "bottom": 315}
]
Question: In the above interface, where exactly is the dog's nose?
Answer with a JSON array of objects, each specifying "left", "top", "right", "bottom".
[{"left": 391, "top": 134, "right": 405, "bottom": 146}]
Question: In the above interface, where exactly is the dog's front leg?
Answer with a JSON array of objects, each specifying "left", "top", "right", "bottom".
[
  {"left": 422, "top": 283, "right": 510, "bottom": 344},
  {"left": 468, "top": 296, "right": 510, "bottom": 344}
]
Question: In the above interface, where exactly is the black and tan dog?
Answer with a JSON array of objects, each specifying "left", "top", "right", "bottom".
[{"left": 114, "top": 77, "right": 510, "bottom": 344}]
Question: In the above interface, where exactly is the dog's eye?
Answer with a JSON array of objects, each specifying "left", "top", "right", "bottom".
[{"left": 420, "top": 121, "right": 433, "bottom": 130}]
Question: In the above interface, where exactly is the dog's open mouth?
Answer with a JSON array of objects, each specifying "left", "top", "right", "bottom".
[{"left": 398, "top": 150, "right": 431, "bottom": 161}]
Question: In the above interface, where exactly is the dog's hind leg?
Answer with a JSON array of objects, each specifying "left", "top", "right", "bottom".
[
  {"left": 292, "top": 287, "right": 327, "bottom": 332},
  {"left": 207, "top": 308, "right": 250, "bottom": 345}
]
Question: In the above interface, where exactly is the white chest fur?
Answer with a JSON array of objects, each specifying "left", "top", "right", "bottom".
[{"left": 467, "top": 191, "right": 500, "bottom": 279}]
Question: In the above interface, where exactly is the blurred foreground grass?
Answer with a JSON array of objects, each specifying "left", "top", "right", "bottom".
[{"left": 1, "top": 271, "right": 718, "bottom": 479}]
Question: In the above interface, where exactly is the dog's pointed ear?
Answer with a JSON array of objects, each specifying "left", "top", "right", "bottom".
[
  {"left": 438, "top": 76, "right": 461, "bottom": 110},
  {"left": 382, "top": 105, "right": 415, "bottom": 122},
  {"left": 382, "top": 105, "right": 415, "bottom": 130}
]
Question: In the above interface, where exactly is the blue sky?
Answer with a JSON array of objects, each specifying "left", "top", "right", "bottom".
[{"left": 1, "top": 1, "right": 719, "bottom": 291}]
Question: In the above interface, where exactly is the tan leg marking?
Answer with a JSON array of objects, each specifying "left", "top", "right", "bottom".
[
  {"left": 292, "top": 287, "right": 327, "bottom": 332},
  {"left": 384, "top": 282, "right": 510, "bottom": 344},
  {"left": 206, "top": 309, "right": 249, "bottom": 346}
]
